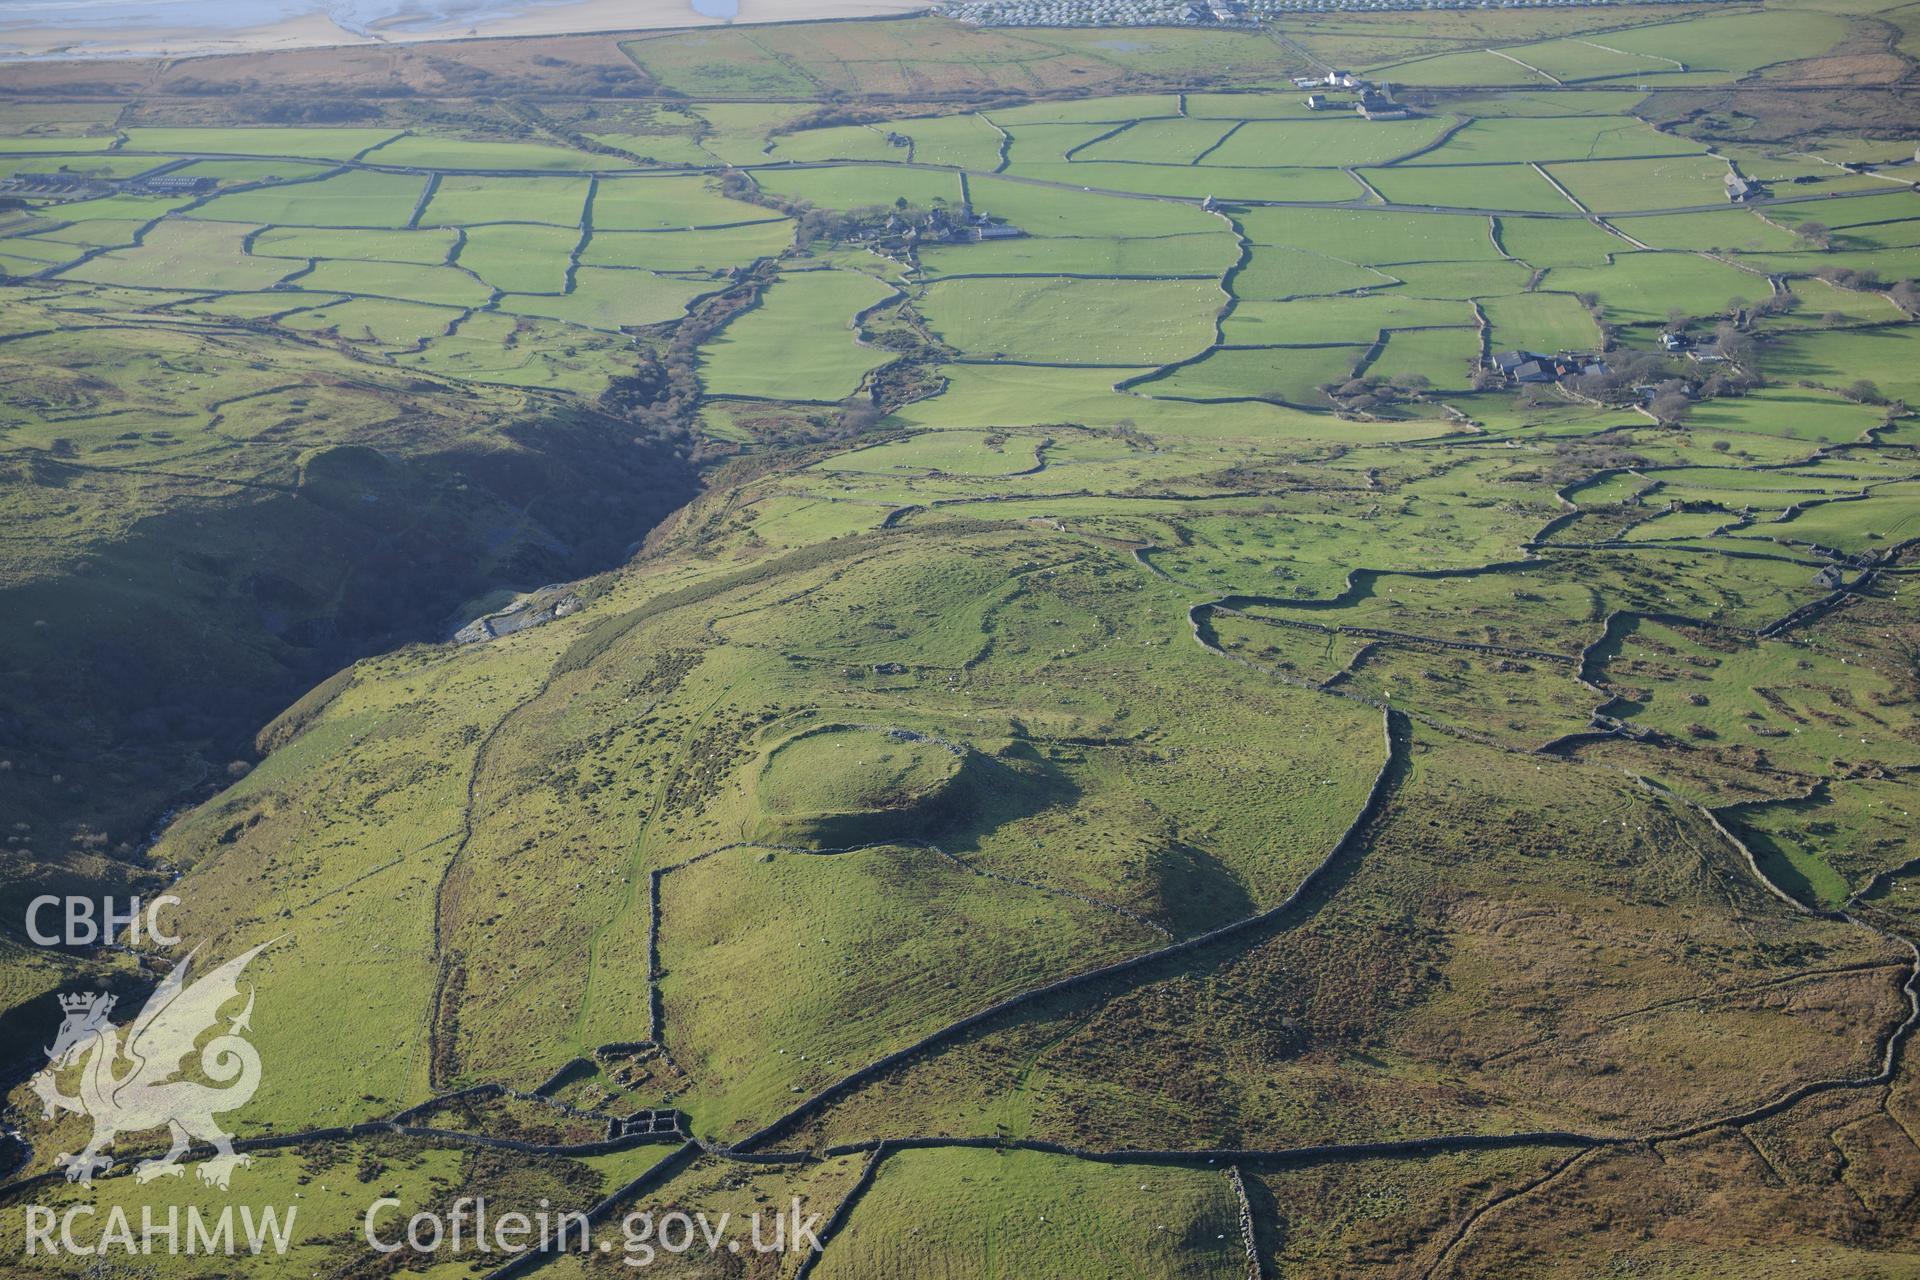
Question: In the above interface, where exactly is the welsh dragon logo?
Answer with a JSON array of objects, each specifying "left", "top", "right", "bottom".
[{"left": 30, "top": 941, "right": 272, "bottom": 1189}]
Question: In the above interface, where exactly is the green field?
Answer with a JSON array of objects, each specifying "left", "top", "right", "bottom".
[
  {"left": 118, "top": 126, "right": 402, "bottom": 159},
  {"left": 921, "top": 232, "right": 1236, "bottom": 278},
  {"left": 1481, "top": 290, "right": 1603, "bottom": 352},
  {"left": 922, "top": 276, "right": 1222, "bottom": 364},
  {"left": 192, "top": 169, "right": 426, "bottom": 227},
  {"left": 296, "top": 258, "right": 494, "bottom": 307},
  {"left": 457, "top": 223, "right": 579, "bottom": 293},
  {"left": 888, "top": 112, "right": 1014, "bottom": 169},
  {"left": 1372, "top": 47, "right": 1557, "bottom": 87},
  {"left": 1546, "top": 250, "right": 1769, "bottom": 324},
  {"left": 1403, "top": 116, "right": 1706, "bottom": 165},
  {"left": 0, "top": 154, "right": 158, "bottom": 178},
  {"left": 1364, "top": 162, "right": 1575, "bottom": 213},
  {"left": 592, "top": 175, "right": 777, "bottom": 229},
  {"left": 586, "top": 130, "right": 714, "bottom": 166},
  {"left": 822, "top": 429, "right": 1050, "bottom": 475},
  {"left": 1611, "top": 209, "right": 1804, "bottom": 254},
  {"left": 1543, "top": 155, "right": 1734, "bottom": 212},
  {"left": 1238, "top": 205, "right": 1503, "bottom": 264},
  {"left": 1366, "top": 323, "right": 1480, "bottom": 387},
  {"left": 1001, "top": 119, "right": 1120, "bottom": 166},
  {"left": 60, "top": 219, "right": 293, "bottom": 291},
  {"left": 1232, "top": 246, "right": 1396, "bottom": 299},
  {"left": 422, "top": 175, "right": 592, "bottom": 226},
  {"left": 250, "top": 225, "right": 459, "bottom": 264},
  {"left": 499, "top": 267, "right": 716, "bottom": 330},
  {"left": 1205, "top": 117, "right": 1451, "bottom": 168},
  {"left": 1075, "top": 117, "right": 1238, "bottom": 165},
  {"left": 1146, "top": 343, "right": 1368, "bottom": 403},
  {"left": 1013, "top": 157, "right": 1363, "bottom": 202},
  {"left": 1494, "top": 214, "right": 1628, "bottom": 267},
  {"left": 579, "top": 221, "right": 792, "bottom": 271},
  {"left": 700, "top": 268, "right": 897, "bottom": 399},
  {"left": 817, "top": 1148, "right": 1243, "bottom": 1278},
  {"left": 166, "top": 156, "right": 334, "bottom": 183},
  {"left": 1220, "top": 293, "right": 1474, "bottom": 344},
  {"left": 969, "top": 176, "right": 1221, "bottom": 238},
  {"left": 0, "top": 134, "right": 117, "bottom": 153},
  {"left": 752, "top": 163, "right": 968, "bottom": 212},
  {"left": 280, "top": 294, "right": 466, "bottom": 345},
  {"left": 364, "top": 134, "right": 607, "bottom": 171},
  {"left": 767, "top": 122, "right": 906, "bottom": 164},
  {"left": 1683, "top": 387, "right": 1885, "bottom": 443}
]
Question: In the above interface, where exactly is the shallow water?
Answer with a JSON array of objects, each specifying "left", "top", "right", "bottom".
[{"left": 1, "top": 0, "right": 718, "bottom": 39}]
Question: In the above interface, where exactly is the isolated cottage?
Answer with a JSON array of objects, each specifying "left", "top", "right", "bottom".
[
  {"left": 1491, "top": 349, "right": 1546, "bottom": 375},
  {"left": 1550, "top": 355, "right": 1606, "bottom": 378},
  {"left": 3, "top": 172, "right": 96, "bottom": 192},
  {"left": 141, "top": 175, "right": 216, "bottom": 194}
]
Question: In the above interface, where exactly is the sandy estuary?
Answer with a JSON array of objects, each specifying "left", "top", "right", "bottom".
[{"left": 0, "top": 0, "right": 927, "bottom": 59}]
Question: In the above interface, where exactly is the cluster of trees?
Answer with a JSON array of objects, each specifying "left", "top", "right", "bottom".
[
  {"left": 1567, "top": 330, "right": 1755, "bottom": 424},
  {"left": 771, "top": 105, "right": 878, "bottom": 136},
  {"left": 1794, "top": 220, "right": 1834, "bottom": 249},
  {"left": 1542, "top": 434, "right": 1648, "bottom": 485},
  {"left": 596, "top": 271, "right": 773, "bottom": 435},
  {"left": 1600, "top": 270, "right": 1920, "bottom": 423},
  {"left": 1317, "top": 372, "right": 1429, "bottom": 413},
  {"left": 596, "top": 351, "right": 671, "bottom": 419},
  {"left": 718, "top": 171, "right": 975, "bottom": 251},
  {"left": 1643, "top": 379, "right": 1700, "bottom": 426},
  {"left": 253, "top": 99, "right": 381, "bottom": 123},
  {"left": 1789, "top": 225, "right": 1920, "bottom": 311},
  {"left": 1815, "top": 267, "right": 1920, "bottom": 314},
  {"left": 1820, "top": 265, "right": 1883, "bottom": 291}
]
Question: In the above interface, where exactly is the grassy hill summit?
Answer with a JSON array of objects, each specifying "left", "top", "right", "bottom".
[
  {"left": 752, "top": 724, "right": 980, "bottom": 844},
  {"left": 3, "top": 0, "right": 1920, "bottom": 1273}
]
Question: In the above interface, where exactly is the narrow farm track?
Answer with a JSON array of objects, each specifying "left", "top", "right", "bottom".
[
  {"left": 426, "top": 651, "right": 579, "bottom": 1092},
  {"left": 1419, "top": 1148, "right": 1600, "bottom": 1280}
]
